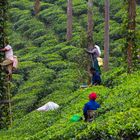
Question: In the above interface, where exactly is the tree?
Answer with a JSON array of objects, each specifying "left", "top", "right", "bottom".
[
  {"left": 127, "top": 0, "right": 136, "bottom": 73},
  {"left": 86, "top": 0, "right": 94, "bottom": 84},
  {"left": 0, "top": 0, "right": 12, "bottom": 129},
  {"left": 103, "top": 0, "right": 110, "bottom": 71},
  {"left": 87, "top": 0, "right": 93, "bottom": 49},
  {"left": 34, "top": 0, "right": 40, "bottom": 16},
  {"left": 66, "top": 0, "right": 73, "bottom": 41}
]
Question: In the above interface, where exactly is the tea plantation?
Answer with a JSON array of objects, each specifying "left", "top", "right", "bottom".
[{"left": 0, "top": 0, "right": 140, "bottom": 139}]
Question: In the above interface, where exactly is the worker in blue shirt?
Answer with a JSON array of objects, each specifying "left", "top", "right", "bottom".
[
  {"left": 83, "top": 92, "right": 100, "bottom": 121},
  {"left": 90, "top": 67, "right": 101, "bottom": 85}
]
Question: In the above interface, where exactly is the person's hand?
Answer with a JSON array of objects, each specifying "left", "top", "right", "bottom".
[{"left": 84, "top": 48, "right": 89, "bottom": 53}]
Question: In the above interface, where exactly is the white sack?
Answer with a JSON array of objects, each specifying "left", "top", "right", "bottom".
[{"left": 37, "top": 101, "right": 59, "bottom": 111}]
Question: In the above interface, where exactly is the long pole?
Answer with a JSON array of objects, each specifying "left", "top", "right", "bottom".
[{"left": 7, "top": 77, "right": 12, "bottom": 126}]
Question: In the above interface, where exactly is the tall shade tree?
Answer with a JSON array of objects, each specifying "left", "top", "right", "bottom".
[
  {"left": 34, "top": 0, "right": 40, "bottom": 15},
  {"left": 0, "top": 0, "right": 12, "bottom": 129},
  {"left": 86, "top": 0, "right": 94, "bottom": 84},
  {"left": 66, "top": 0, "right": 73, "bottom": 41},
  {"left": 104, "top": 0, "right": 110, "bottom": 71},
  {"left": 87, "top": 0, "right": 93, "bottom": 49},
  {"left": 127, "top": 0, "right": 136, "bottom": 73}
]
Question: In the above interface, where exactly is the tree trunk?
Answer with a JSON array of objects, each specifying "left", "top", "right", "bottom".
[
  {"left": 87, "top": 0, "right": 94, "bottom": 84},
  {"left": 127, "top": 0, "right": 136, "bottom": 73},
  {"left": 104, "top": 0, "right": 110, "bottom": 71},
  {"left": 34, "top": 0, "right": 40, "bottom": 16},
  {"left": 87, "top": 0, "right": 93, "bottom": 49},
  {"left": 66, "top": 0, "right": 73, "bottom": 41},
  {"left": 0, "top": 0, "right": 12, "bottom": 129}
]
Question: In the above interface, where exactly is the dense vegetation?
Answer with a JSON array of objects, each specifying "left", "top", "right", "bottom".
[
  {"left": 0, "top": 0, "right": 139, "bottom": 139},
  {"left": 0, "top": 0, "right": 12, "bottom": 129}
]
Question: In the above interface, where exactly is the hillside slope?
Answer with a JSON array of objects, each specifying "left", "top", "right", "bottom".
[
  {"left": 0, "top": 0, "right": 140, "bottom": 139},
  {"left": 0, "top": 70, "right": 140, "bottom": 139}
]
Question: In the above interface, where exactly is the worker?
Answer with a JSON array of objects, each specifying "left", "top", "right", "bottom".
[
  {"left": 0, "top": 40, "right": 16, "bottom": 80},
  {"left": 85, "top": 44, "right": 101, "bottom": 75},
  {"left": 83, "top": 92, "right": 100, "bottom": 122}
]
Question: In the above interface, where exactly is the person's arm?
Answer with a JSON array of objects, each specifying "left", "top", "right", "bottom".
[
  {"left": 85, "top": 48, "right": 97, "bottom": 54},
  {"left": 0, "top": 48, "right": 6, "bottom": 52},
  {"left": 0, "top": 47, "right": 10, "bottom": 52}
]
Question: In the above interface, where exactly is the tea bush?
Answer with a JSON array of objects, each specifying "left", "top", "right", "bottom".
[
  {"left": 12, "top": 65, "right": 56, "bottom": 119},
  {"left": 30, "top": 29, "right": 47, "bottom": 40},
  {"left": 40, "top": 2, "right": 54, "bottom": 11},
  {"left": 38, "top": 7, "right": 64, "bottom": 24},
  {"left": 73, "top": 3, "right": 87, "bottom": 16},
  {"left": 0, "top": 0, "right": 139, "bottom": 139},
  {"left": 11, "top": 0, "right": 32, "bottom": 10},
  {"left": 9, "top": 8, "right": 31, "bottom": 23}
]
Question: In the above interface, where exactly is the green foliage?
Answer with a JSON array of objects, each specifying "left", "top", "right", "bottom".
[
  {"left": 73, "top": 3, "right": 87, "bottom": 16},
  {"left": 0, "top": 0, "right": 11, "bottom": 129},
  {"left": 33, "top": 34, "right": 57, "bottom": 47},
  {"left": 0, "top": 0, "right": 140, "bottom": 138},
  {"left": 0, "top": 70, "right": 140, "bottom": 139},
  {"left": 102, "top": 67, "right": 125, "bottom": 87},
  {"left": 11, "top": 74, "right": 24, "bottom": 95},
  {"left": 29, "top": 29, "right": 47, "bottom": 40},
  {"left": 40, "top": 2, "right": 54, "bottom": 11},
  {"left": 11, "top": 0, "right": 32, "bottom": 10},
  {"left": 38, "top": 6, "right": 64, "bottom": 24},
  {"left": 76, "top": 108, "right": 140, "bottom": 140},
  {"left": 12, "top": 64, "right": 56, "bottom": 119},
  {"left": 47, "top": 61, "right": 69, "bottom": 71},
  {"left": 9, "top": 8, "right": 31, "bottom": 23},
  {"left": 66, "top": 47, "right": 88, "bottom": 70},
  {"left": 57, "top": 45, "right": 76, "bottom": 58}
]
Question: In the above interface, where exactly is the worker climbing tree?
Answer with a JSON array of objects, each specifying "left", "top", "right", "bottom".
[{"left": 0, "top": 0, "right": 12, "bottom": 129}]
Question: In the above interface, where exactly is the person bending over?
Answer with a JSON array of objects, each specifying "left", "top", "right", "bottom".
[{"left": 83, "top": 92, "right": 100, "bottom": 122}]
